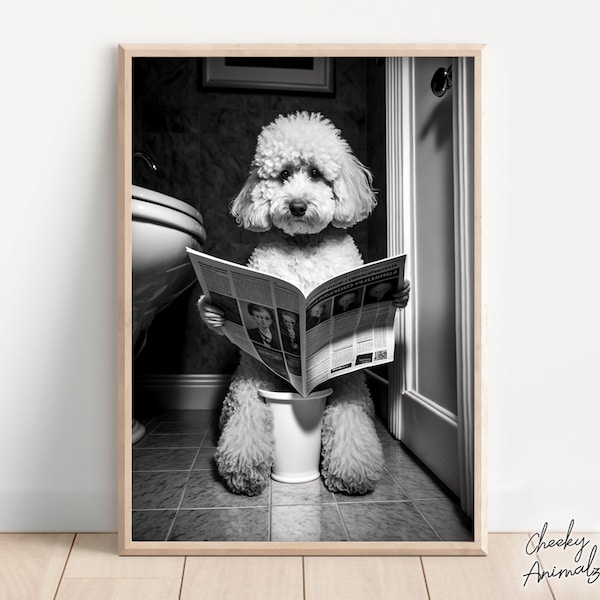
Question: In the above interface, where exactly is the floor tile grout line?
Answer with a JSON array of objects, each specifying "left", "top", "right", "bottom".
[
  {"left": 408, "top": 500, "right": 444, "bottom": 542},
  {"left": 135, "top": 424, "right": 214, "bottom": 450},
  {"left": 133, "top": 469, "right": 205, "bottom": 473},
  {"left": 268, "top": 477, "right": 272, "bottom": 541},
  {"left": 383, "top": 443, "right": 450, "bottom": 488},
  {"left": 140, "top": 433, "right": 210, "bottom": 437},
  {"left": 133, "top": 504, "right": 271, "bottom": 514},
  {"left": 386, "top": 460, "right": 473, "bottom": 539},
  {"left": 383, "top": 466, "right": 462, "bottom": 520},
  {"left": 271, "top": 501, "right": 339, "bottom": 508},
  {"left": 134, "top": 447, "right": 207, "bottom": 451},
  {"left": 419, "top": 555, "right": 432, "bottom": 600},
  {"left": 134, "top": 447, "right": 205, "bottom": 452},
  {"left": 333, "top": 492, "right": 351, "bottom": 542},
  {"left": 140, "top": 414, "right": 163, "bottom": 436},
  {"left": 334, "top": 498, "right": 416, "bottom": 506},
  {"left": 150, "top": 504, "right": 272, "bottom": 511},
  {"left": 135, "top": 506, "right": 263, "bottom": 520},
  {"left": 402, "top": 495, "right": 454, "bottom": 502},
  {"left": 384, "top": 465, "right": 423, "bottom": 503},
  {"left": 165, "top": 511, "right": 177, "bottom": 541},
  {"left": 52, "top": 533, "right": 77, "bottom": 600},
  {"left": 166, "top": 446, "right": 203, "bottom": 541}
]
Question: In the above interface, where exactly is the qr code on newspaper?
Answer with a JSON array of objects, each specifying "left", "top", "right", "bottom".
[{"left": 374, "top": 350, "right": 387, "bottom": 361}]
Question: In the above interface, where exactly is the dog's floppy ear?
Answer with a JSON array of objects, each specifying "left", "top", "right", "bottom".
[
  {"left": 230, "top": 168, "right": 273, "bottom": 232},
  {"left": 331, "top": 153, "right": 378, "bottom": 228}
]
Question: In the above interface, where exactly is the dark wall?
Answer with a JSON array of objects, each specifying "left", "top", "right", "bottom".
[{"left": 133, "top": 57, "right": 386, "bottom": 376}]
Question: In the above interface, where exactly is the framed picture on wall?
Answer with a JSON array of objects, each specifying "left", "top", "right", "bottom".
[
  {"left": 118, "top": 43, "right": 486, "bottom": 556},
  {"left": 201, "top": 57, "right": 334, "bottom": 93}
]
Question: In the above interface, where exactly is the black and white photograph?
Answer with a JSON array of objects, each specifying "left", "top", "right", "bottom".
[
  {"left": 123, "top": 46, "right": 483, "bottom": 554},
  {"left": 242, "top": 302, "right": 281, "bottom": 350},
  {"left": 278, "top": 309, "right": 301, "bottom": 355},
  {"left": 332, "top": 288, "right": 364, "bottom": 315},
  {"left": 306, "top": 298, "right": 333, "bottom": 329},
  {"left": 364, "top": 279, "right": 396, "bottom": 305}
]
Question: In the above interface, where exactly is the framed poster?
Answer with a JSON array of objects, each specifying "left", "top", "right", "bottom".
[{"left": 118, "top": 44, "right": 486, "bottom": 555}]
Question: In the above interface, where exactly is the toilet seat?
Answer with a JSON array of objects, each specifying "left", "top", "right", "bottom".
[{"left": 132, "top": 185, "right": 206, "bottom": 241}]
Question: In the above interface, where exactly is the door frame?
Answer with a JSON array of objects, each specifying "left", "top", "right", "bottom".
[{"left": 386, "top": 56, "right": 481, "bottom": 519}]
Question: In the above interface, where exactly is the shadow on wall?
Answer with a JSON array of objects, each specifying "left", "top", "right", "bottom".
[
  {"left": 419, "top": 97, "right": 453, "bottom": 149},
  {"left": 132, "top": 57, "right": 387, "bottom": 380}
]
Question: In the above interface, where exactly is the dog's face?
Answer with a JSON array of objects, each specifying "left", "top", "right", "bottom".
[
  {"left": 230, "top": 112, "right": 377, "bottom": 236},
  {"left": 267, "top": 162, "right": 337, "bottom": 235}
]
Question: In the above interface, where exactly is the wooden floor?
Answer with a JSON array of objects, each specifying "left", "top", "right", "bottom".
[{"left": 1, "top": 532, "right": 599, "bottom": 599}]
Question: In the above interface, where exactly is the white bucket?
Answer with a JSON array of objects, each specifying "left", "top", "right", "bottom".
[{"left": 259, "top": 388, "right": 333, "bottom": 483}]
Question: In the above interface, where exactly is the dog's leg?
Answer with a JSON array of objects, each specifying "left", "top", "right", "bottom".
[
  {"left": 320, "top": 372, "right": 384, "bottom": 495},
  {"left": 215, "top": 353, "right": 279, "bottom": 496}
]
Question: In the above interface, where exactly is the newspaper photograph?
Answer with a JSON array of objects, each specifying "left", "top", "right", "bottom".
[{"left": 187, "top": 248, "right": 406, "bottom": 396}]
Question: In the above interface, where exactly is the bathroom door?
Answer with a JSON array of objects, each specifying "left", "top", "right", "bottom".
[{"left": 386, "top": 57, "right": 475, "bottom": 517}]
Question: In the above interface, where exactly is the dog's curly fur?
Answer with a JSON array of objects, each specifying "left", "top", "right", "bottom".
[{"left": 205, "top": 112, "right": 385, "bottom": 496}]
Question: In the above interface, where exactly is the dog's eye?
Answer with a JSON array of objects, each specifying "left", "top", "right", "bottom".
[
  {"left": 309, "top": 168, "right": 322, "bottom": 179},
  {"left": 280, "top": 170, "right": 290, "bottom": 181}
]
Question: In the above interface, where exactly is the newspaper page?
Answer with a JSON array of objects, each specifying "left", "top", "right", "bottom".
[
  {"left": 303, "top": 255, "right": 406, "bottom": 393},
  {"left": 186, "top": 248, "right": 406, "bottom": 396}
]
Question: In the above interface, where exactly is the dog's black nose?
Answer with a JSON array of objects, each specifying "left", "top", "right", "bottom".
[{"left": 289, "top": 201, "right": 307, "bottom": 217}]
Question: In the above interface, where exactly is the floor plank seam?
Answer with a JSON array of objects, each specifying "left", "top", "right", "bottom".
[
  {"left": 178, "top": 556, "right": 187, "bottom": 600},
  {"left": 419, "top": 556, "right": 432, "bottom": 600},
  {"left": 535, "top": 552, "right": 558, "bottom": 600},
  {"left": 526, "top": 530, "right": 558, "bottom": 600},
  {"left": 302, "top": 556, "right": 307, "bottom": 600},
  {"left": 52, "top": 533, "right": 76, "bottom": 600}
]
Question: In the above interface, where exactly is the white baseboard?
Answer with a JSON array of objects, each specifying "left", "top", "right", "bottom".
[
  {"left": 399, "top": 391, "right": 460, "bottom": 497},
  {"left": 1, "top": 490, "right": 116, "bottom": 532},
  {"left": 135, "top": 374, "right": 231, "bottom": 410},
  {"left": 136, "top": 371, "right": 389, "bottom": 414}
]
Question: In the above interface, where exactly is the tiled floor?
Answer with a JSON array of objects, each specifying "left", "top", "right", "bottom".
[{"left": 132, "top": 410, "right": 473, "bottom": 543}]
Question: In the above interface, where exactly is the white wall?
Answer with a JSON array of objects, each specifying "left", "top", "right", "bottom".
[{"left": 1, "top": 0, "right": 598, "bottom": 533}]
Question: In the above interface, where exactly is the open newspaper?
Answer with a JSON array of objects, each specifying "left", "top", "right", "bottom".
[{"left": 187, "top": 248, "right": 406, "bottom": 396}]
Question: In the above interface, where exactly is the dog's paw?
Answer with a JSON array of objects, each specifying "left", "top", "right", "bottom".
[
  {"left": 392, "top": 279, "right": 411, "bottom": 309},
  {"left": 216, "top": 452, "right": 272, "bottom": 496},
  {"left": 198, "top": 295, "right": 225, "bottom": 334},
  {"left": 321, "top": 448, "right": 384, "bottom": 495},
  {"left": 322, "top": 470, "right": 378, "bottom": 495},
  {"left": 215, "top": 409, "right": 275, "bottom": 496},
  {"left": 320, "top": 404, "right": 384, "bottom": 495}
]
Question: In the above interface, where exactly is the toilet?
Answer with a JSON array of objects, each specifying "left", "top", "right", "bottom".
[
  {"left": 131, "top": 185, "right": 206, "bottom": 442},
  {"left": 259, "top": 388, "right": 333, "bottom": 483}
]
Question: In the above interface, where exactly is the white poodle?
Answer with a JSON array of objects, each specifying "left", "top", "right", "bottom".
[{"left": 199, "top": 112, "right": 410, "bottom": 496}]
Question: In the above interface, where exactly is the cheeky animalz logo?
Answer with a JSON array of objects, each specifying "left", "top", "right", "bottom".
[{"left": 523, "top": 520, "right": 600, "bottom": 586}]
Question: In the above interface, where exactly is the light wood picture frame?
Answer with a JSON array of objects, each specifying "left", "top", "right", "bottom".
[{"left": 118, "top": 43, "right": 486, "bottom": 556}]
